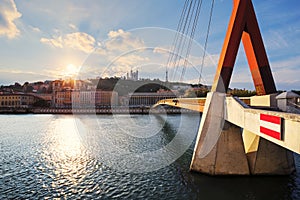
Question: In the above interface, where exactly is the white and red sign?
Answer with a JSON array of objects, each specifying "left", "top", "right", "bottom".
[{"left": 259, "top": 114, "right": 282, "bottom": 140}]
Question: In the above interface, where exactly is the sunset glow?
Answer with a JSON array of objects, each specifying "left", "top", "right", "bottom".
[{"left": 64, "top": 64, "right": 79, "bottom": 77}]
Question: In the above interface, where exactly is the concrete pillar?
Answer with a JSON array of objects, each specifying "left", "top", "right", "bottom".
[
  {"left": 190, "top": 92, "right": 295, "bottom": 175},
  {"left": 190, "top": 92, "right": 249, "bottom": 175},
  {"left": 191, "top": 121, "right": 250, "bottom": 175},
  {"left": 246, "top": 137, "right": 295, "bottom": 175},
  {"left": 242, "top": 129, "right": 295, "bottom": 175}
]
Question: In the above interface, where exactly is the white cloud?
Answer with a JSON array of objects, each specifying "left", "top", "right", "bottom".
[
  {"left": 87, "top": 29, "right": 220, "bottom": 82},
  {"left": 273, "top": 69, "right": 300, "bottom": 84},
  {"left": 83, "top": 29, "right": 148, "bottom": 77},
  {"left": 103, "top": 29, "right": 145, "bottom": 52},
  {"left": 153, "top": 46, "right": 168, "bottom": 54},
  {"left": 228, "top": 56, "right": 300, "bottom": 90},
  {"left": 0, "top": 69, "right": 54, "bottom": 85},
  {"left": 108, "top": 29, "right": 130, "bottom": 38},
  {"left": 30, "top": 26, "right": 41, "bottom": 33},
  {"left": 64, "top": 32, "right": 95, "bottom": 53},
  {"left": 265, "top": 30, "right": 289, "bottom": 50},
  {"left": 270, "top": 56, "right": 300, "bottom": 89},
  {"left": 165, "top": 53, "right": 219, "bottom": 70},
  {"left": 69, "top": 23, "right": 77, "bottom": 31},
  {"left": 0, "top": 0, "right": 22, "bottom": 39},
  {"left": 111, "top": 54, "right": 150, "bottom": 73},
  {"left": 40, "top": 32, "right": 96, "bottom": 53},
  {"left": 271, "top": 56, "right": 300, "bottom": 69},
  {"left": 40, "top": 36, "right": 63, "bottom": 48}
]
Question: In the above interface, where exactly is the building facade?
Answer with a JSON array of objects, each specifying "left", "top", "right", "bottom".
[
  {"left": 0, "top": 94, "right": 37, "bottom": 108},
  {"left": 54, "top": 90, "right": 72, "bottom": 108},
  {"left": 126, "top": 92, "right": 177, "bottom": 106},
  {"left": 71, "top": 90, "right": 119, "bottom": 108},
  {"left": 95, "top": 90, "right": 118, "bottom": 107}
]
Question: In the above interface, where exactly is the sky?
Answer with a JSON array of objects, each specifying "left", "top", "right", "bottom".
[{"left": 0, "top": 0, "right": 299, "bottom": 90}]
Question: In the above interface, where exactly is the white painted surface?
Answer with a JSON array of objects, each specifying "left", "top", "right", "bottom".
[
  {"left": 259, "top": 120, "right": 281, "bottom": 133},
  {"left": 225, "top": 96, "right": 300, "bottom": 154}
]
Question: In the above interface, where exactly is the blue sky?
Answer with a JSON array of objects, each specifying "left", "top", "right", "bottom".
[{"left": 0, "top": 0, "right": 299, "bottom": 90}]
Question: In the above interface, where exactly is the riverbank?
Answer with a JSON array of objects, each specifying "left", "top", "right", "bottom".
[{"left": 0, "top": 107, "right": 197, "bottom": 114}]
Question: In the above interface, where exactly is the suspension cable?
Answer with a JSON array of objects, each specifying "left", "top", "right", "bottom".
[
  {"left": 166, "top": 0, "right": 214, "bottom": 84},
  {"left": 198, "top": 0, "right": 215, "bottom": 85},
  {"left": 171, "top": 0, "right": 194, "bottom": 81},
  {"left": 173, "top": 0, "right": 197, "bottom": 81},
  {"left": 165, "top": 0, "right": 189, "bottom": 76},
  {"left": 180, "top": 0, "right": 203, "bottom": 82}
]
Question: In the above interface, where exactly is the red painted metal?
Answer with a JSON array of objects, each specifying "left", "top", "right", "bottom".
[{"left": 211, "top": 0, "right": 277, "bottom": 95}]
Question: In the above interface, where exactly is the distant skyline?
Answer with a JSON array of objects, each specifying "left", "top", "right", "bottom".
[{"left": 0, "top": 0, "right": 299, "bottom": 90}]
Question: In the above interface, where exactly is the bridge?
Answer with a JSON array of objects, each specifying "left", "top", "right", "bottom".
[
  {"left": 154, "top": 94, "right": 300, "bottom": 175},
  {"left": 153, "top": 0, "right": 300, "bottom": 175}
]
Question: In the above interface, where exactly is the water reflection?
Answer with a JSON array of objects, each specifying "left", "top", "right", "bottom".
[
  {"left": 40, "top": 116, "right": 90, "bottom": 195},
  {"left": 72, "top": 113, "right": 200, "bottom": 173},
  {"left": 0, "top": 115, "right": 299, "bottom": 199}
]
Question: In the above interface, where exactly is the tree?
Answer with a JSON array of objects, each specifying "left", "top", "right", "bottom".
[
  {"left": 25, "top": 85, "right": 34, "bottom": 93},
  {"left": 33, "top": 99, "right": 50, "bottom": 108}
]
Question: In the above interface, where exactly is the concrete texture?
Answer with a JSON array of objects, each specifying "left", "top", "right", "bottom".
[
  {"left": 191, "top": 121, "right": 250, "bottom": 175},
  {"left": 248, "top": 138, "right": 295, "bottom": 175},
  {"left": 190, "top": 92, "right": 296, "bottom": 175}
]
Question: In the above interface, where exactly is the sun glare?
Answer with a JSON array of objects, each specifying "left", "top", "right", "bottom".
[{"left": 65, "top": 64, "right": 79, "bottom": 77}]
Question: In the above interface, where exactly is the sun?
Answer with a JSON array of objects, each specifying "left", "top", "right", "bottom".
[{"left": 65, "top": 64, "right": 79, "bottom": 77}]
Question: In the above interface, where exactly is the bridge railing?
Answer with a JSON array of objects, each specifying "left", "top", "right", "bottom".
[{"left": 155, "top": 95, "right": 300, "bottom": 154}]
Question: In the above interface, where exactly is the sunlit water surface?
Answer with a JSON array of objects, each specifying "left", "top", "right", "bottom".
[{"left": 0, "top": 114, "right": 300, "bottom": 199}]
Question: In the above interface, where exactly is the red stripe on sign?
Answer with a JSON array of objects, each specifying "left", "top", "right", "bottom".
[
  {"left": 260, "top": 114, "right": 281, "bottom": 124},
  {"left": 260, "top": 126, "right": 281, "bottom": 140}
]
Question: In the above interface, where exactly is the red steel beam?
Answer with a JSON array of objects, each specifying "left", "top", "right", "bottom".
[{"left": 211, "top": 0, "right": 276, "bottom": 95}]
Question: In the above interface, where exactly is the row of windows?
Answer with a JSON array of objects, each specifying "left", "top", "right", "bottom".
[
  {"left": 0, "top": 101, "right": 22, "bottom": 106},
  {"left": 129, "top": 96, "right": 171, "bottom": 106},
  {"left": 0, "top": 96, "right": 33, "bottom": 100}
]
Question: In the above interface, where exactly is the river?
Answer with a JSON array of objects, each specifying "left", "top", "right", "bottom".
[{"left": 0, "top": 114, "right": 300, "bottom": 199}]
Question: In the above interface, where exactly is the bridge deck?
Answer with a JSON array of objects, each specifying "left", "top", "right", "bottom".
[
  {"left": 153, "top": 98, "right": 206, "bottom": 112},
  {"left": 154, "top": 96, "right": 300, "bottom": 154}
]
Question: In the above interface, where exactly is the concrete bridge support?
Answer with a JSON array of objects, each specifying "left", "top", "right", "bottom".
[
  {"left": 191, "top": 121, "right": 250, "bottom": 175},
  {"left": 190, "top": 92, "right": 295, "bottom": 175},
  {"left": 245, "top": 134, "right": 295, "bottom": 175}
]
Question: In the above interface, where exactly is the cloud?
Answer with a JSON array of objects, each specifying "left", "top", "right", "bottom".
[
  {"left": 228, "top": 56, "right": 300, "bottom": 90},
  {"left": 0, "top": 0, "right": 22, "bottom": 39},
  {"left": 265, "top": 30, "right": 288, "bottom": 50},
  {"left": 69, "top": 23, "right": 77, "bottom": 31},
  {"left": 64, "top": 32, "right": 95, "bottom": 53},
  {"left": 40, "top": 36, "right": 63, "bottom": 48},
  {"left": 163, "top": 53, "right": 219, "bottom": 70},
  {"left": 107, "top": 29, "right": 130, "bottom": 38},
  {"left": 40, "top": 32, "right": 96, "bottom": 53},
  {"left": 84, "top": 29, "right": 148, "bottom": 76},
  {"left": 271, "top": 56, "right": 300, "bottom": 69},
  {"left": 111, "top": 53, "right": 150, "bottom": 74},
  {"left": 88, "top": 29, "right": 220, "bottom": 83},
  {"left": 103, "top": 29, "right": 145, "bottom": 52},
  {"left": 273, "top": 69, "right": 300, "bottom": 90},
  {"left": 0, "top": 69, "right": 54, "bottom": 85},
  {"left": 30, "top": 26, "right": 41, "bottom": 33}
]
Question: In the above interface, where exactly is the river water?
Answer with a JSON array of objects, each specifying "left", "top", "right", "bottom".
[{"left": 0, "top": 114, "right": 300, "bottom": 199}]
